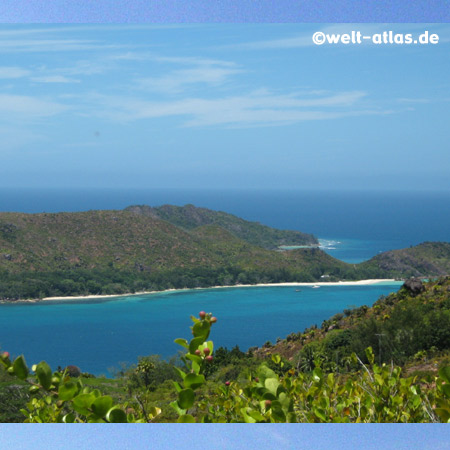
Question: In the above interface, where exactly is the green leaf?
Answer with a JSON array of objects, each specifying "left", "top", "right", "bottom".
[
  {"left": 178, "top": 389, "right": 195, "bottom": 410},
  {"left": 170, "top": 400, "right": 186, "bottom": 416},
  {"left": 327, "top": 373, "right": 335, "bottom": 389},
  {"left": 240, "top": 408, "right": 257, "bottom": 423},
  {"left": 434, "top": 408, "right": 450, "bottom": 422},
  {"left": 248, "top": 410, "right": 265, "bottom": 422},
  {"left": 91, "top": 396, "right": 114, "bottom": 418},
  {"left": 184, "top": 373, "right": 205, "bottom": 390},
  {"left": 106, "top": 407, "right": 127, "bottom": 423},
  {"left": 185, "top": 354, "right": 203, "bottom": 366},
  {"left": 192, "top": 321, "right": 210, "bottom": 340},
  {"left": 189, "top": 336, "right": 205, "bottom": 354},
  {"left": 177, "top": 414, "right": 196, "bottom": 423},
  {"left": 374, "top": 374, "right": 384, "bottom": 386},
  {"left": 312, "top": 368, "right": 323, "bottom": 383},
  {"left": 191, "top": 360, "right": 200, "bottom": 374},
  {"left": 72, "top": 393, "right": 96, "bottom": 415},
  {"left": 174, "top": 367, "right": 186, "bottom": 380},
  {"left": 62, "top": 413, "right": 75, "bottom": 423},
  {"left": 365, "top": 347, "right": 375, "bottom": 365},
  {"left": 314, "top": 407, "right": 327, "bottom": 421},
  {"left": 438, "top": 366, "right": 450, "bottom": 384},
  {"left": 265, "top": 378, "right": 280, "bottom": 395},
  {"left": 12, "top": 355, "right": 29, "bottom": 380},
  {"left": 442, "top": 384, "right": 450, "bottom": 399},
  {"left": 29, "top": 385, "right": 40, "bottom": 394},
  {"left": 278, "top": 392, "right": 291, "bottom": 410},
  {"left": 257, "top": 365, "right": 277, "bottom": 382},
  {"left": 174, "top": 338, "right": 189, "bottom": 349},
  {"left": 58, "top": 381, "right": 79, "bottom": 401},
  {"left": 262, "top": 392, "right": 277, "bottom": 401},
  {"left": 91, "top": 389, "right": 101, "bottom": 398},
  {"left": 271, "top": 354, "right": 281, "bottom": 365},
  {"left": 87, "top": 417, "right": 106, "bottom": 423},
  {"left": 270, "top": 402, "right": 286, "bottom": 423},
  {"left": 34, "top": 361, "right": 52, "bottom": 390}
]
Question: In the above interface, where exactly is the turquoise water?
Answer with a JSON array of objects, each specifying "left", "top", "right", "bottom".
[
  {"left": 0, "top": 283, "right": 402, "bottom": 376},
  {"left": 318, "top": 238, "right": 399, "bottom": 263}
]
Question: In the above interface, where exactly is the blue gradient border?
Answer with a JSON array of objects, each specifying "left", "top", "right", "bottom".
[{"left": 0, "top": 0, "right": 448, "bottom": 23}]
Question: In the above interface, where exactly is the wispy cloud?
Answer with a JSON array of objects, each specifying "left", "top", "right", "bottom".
[
  {"left": 0, "top": 66, "right": 30, "bottom": 78},
  {"left": 31, "top": 75, "right": 81, "bottom": 83},
  {"left": 85, "top": 89, "right": 384, "bottom": 127},
  {"left": 0, "top": 94, "right": 67, "bottom": 117},
  {"left": 137, "top": 66, "right": 243, "bottom": 93},
  {"left": 397, "top": 98, "right": 431, "bottom": 104}
]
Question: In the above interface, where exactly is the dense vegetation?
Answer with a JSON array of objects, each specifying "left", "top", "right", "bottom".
[
  {"left": 125, "top": 204, "right": 318, "bottom": 249},
  {"left": 0, "top": 205, "right": 449, "bottom": 300},
  {"left": 359, "top": 242, "right": 450, "bottom": 278},
  {"left": 1, "top": 278, "right": 450, "bottom": 423},
  {"left": 256, "top": 277, "right": 450, "bottom": 371}
]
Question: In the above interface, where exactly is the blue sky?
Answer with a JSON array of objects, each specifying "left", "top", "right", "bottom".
[
  {"left": 0, "top": 424, "right": 449, "bottom": 448},
  {"left": 0, "top": 24, "right": 449, "bottom": 190}
]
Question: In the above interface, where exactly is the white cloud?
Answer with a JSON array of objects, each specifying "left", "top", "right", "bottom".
[
  {"left": 87, "top": 89, "right": 380, "bottom": 127},
  {"left": 137, "top": 66, "right": 243, "bottom": 93},
  {"left": 0, "top": 94, "right": 67, "bottom": 117},
  {"left": 31, "top": 75, "right": 81, "bottom": 83},
  {"left": 0, "top": 66, "right": 30, "bottom": 78},
  {"left": 154, "top": 56, "right": 237, "bottom": 67}
]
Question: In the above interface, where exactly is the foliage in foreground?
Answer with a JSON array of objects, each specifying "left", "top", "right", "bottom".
[{"left": 1, "top": 311, "right": 450, "bottom": 423}]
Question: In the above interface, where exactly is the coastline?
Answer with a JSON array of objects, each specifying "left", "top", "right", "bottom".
[{"left": 3, "top": 279, "right": 401, "bottom": 304}]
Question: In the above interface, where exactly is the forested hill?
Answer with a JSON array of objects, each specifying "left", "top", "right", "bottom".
[
  {"left": 0, "top": 207, "right": 448, "bottom": 300},
  {"left": 124, "top": 204, "right": 318, "bottom": 249},
  {"left": 359, "top": 242, "right": 450, "bottom": 278},
  {"left": 0, "top": 209, "right": 323, "bottom": 274}
]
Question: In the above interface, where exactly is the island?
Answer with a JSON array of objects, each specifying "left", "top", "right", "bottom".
[{"left": 0, "top": 204, "right": 449, "bottom": 300}]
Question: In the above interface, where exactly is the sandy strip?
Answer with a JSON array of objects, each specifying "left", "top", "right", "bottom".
[{"left": 3, "top": 278, "right": 400, "bottom": 304}]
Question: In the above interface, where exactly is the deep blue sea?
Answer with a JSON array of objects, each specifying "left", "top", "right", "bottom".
[
  {"left": 0, "top": 284, "right": 402, "bottom": 375},
  {"left": 0, "top": 189, "right": 448, "bottom": 375}
]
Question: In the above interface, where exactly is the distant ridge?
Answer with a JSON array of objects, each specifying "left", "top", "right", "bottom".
[{"left": 124, "top": 204, "right": 318, "bottom": 249}]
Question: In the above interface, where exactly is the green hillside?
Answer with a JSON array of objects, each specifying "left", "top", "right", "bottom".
[
  {"left": 0, "top": 206, "right": 448, "bottom": 300},
  {"left": 359, "top": 242, "right": 450, "bottom": 278},
  {"left": 125, "top": 204, "right": 318, "bottom": 249},
  {"left": 0, "top": 210, "right": 338, "bottom": 275},
  {"left": 255, "top": 276, "right": 450, "bottom": 372}
]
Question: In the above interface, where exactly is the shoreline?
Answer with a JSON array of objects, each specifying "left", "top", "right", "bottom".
[{"left": 3, "top": 279, "right": 401, "bottom": 304}]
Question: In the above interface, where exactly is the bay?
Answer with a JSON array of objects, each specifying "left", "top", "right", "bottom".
[{"left": 0, "top": 283, "right": 402, "bottom": 375}]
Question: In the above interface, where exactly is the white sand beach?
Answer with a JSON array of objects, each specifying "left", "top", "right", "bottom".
[{"left": 19, "top": 278, "right": 401, "bottom": 303}]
